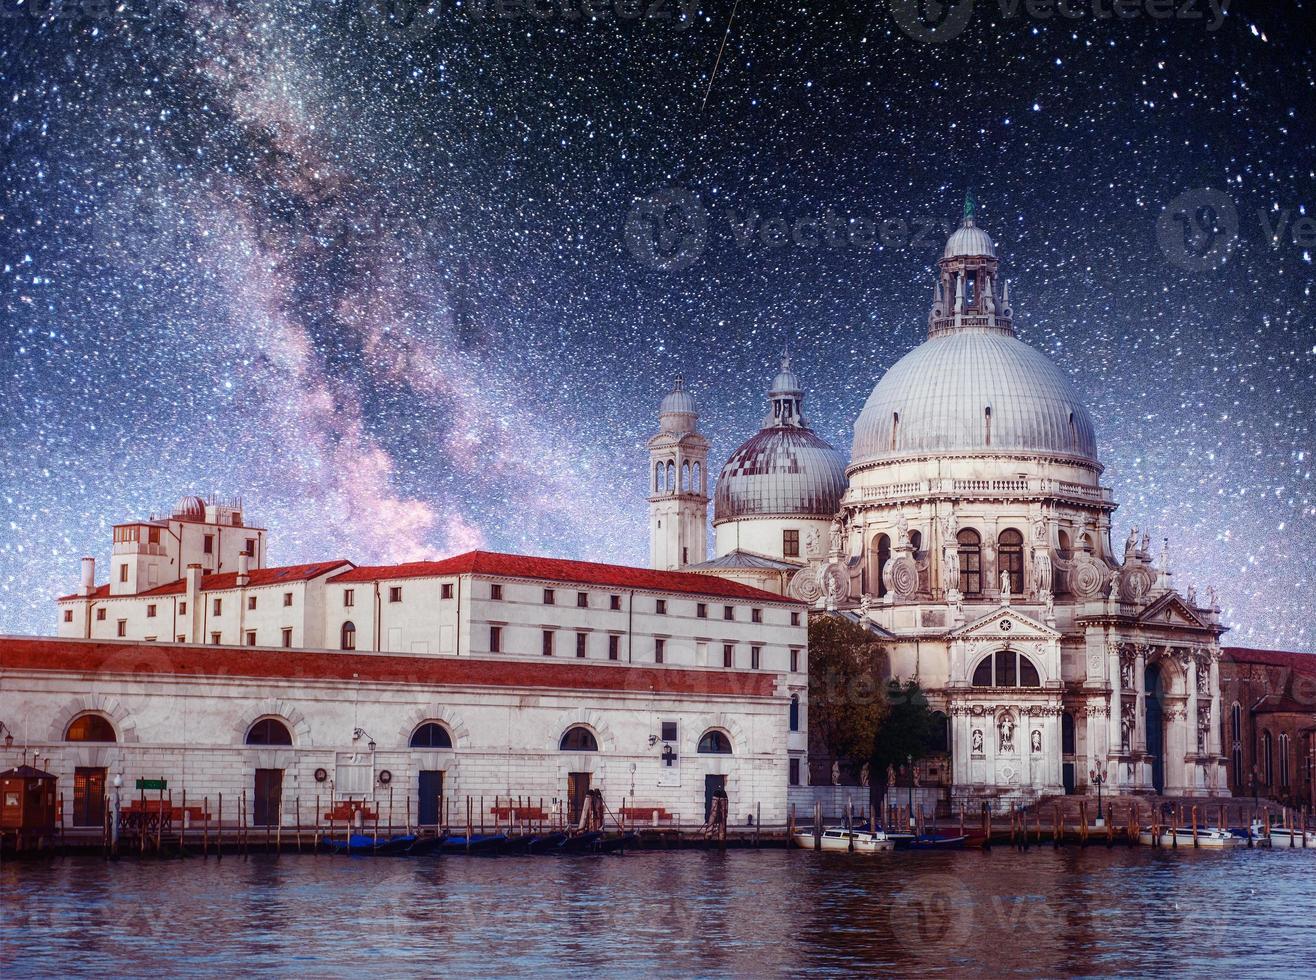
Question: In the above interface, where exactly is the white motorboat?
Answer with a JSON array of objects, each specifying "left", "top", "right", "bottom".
[
  {"left": 1137, "top": 826, "right": 1243, "bottom": 848},
  {"left": 1267, "top": 827, "right": 1316, "bottom": 849},
  {"left": 792, "top": 827, "right": 895, "bottom": 852}
]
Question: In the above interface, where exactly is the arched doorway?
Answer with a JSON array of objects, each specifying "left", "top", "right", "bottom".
[
  {"left": 1145, "top": 664, "right": 1165, "bottom": 794},
  {"left": 1061, "top": 712, "right": 1076, "bottom": 794}
]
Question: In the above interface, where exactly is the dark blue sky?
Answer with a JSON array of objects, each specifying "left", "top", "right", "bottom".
[{"left": 1, "top": 1, "right": 1312, "bottom": 648}]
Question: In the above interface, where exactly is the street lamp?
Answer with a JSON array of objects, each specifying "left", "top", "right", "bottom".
[
  {"left": 1090, "top": 765, "right": 1107, "bottom": 826},
  {"left": 353, "top": 728, "right": 377, "bottom": 752}
]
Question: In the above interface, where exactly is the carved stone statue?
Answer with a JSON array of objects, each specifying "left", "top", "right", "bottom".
[
  {"left": 1207, "top": 585, "right": 1219, "bottom": 610},
  {"left": 1000, "top": 570, "right": 1012, "bottom": 605},
  {"left": 831, "top": 761, "right": 840, "bottom": 786},
  {"left": 1120, "top": 656, "right": 1134, "bottom": 690},
  {"left": 1042, "top": 590, "right": 1055, "bottom": 621},
  {"left": 1186, "top": 584, "right": 1197, "bottom": 606},
  {"left": 1125, "top": 526, "right": 1138, "bottom": 556},
  {"left": 860, "top": 762, "right": 870, "bottom": 788},
  {"left": 894, "top": 512, "right": 910, "bottom": 546},
  {"left": 859, "top": 592, "right": 872, "bottom": 618},
  {"left": 971, "top": 729, "right": 984, "bottom": 754},
  {"left": 1140, "top": 530, "right": 1151, "bottom": 555},
  {"left": 1197, "top": 662, "right": 1210, "bottom": 695},
  {"left": 886, "top": 764, "right": 896, "bottom": 787},
  {"left": 1031, "top": 730, "right": 1042, "bottom": 753},
  {"left": 803, "top": 527, "right": 822, "bottom": 560},
  {"left": 998, "top": 713, "right": 1016, "bottom": 753},
  {"left": 828, "top": 518, "right": 844, "bottom": 557},
  {"left": 1120, "top": 700, "right": 1136, "bottom": 752}
]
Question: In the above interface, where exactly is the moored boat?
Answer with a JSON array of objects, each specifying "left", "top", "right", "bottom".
[
  {"left": 1267, "top": 827, "right": 1316, "bottom": 848},
  {"left": 594, "top": 832, "right": 640, "bottom": 854},
  {"left": 526, "top": 832, "right": 567, "bottom": 854},
  {"left": 556, "top": 830, "right": 603, "bottom": 853},
  {"left": 1137, "top": 827, "right": 1242, "bottom": 848},
  {"left": 322, "top": 833, "right": 418, "bottom": 855},
  {"left": 441, "top": 833, "right": 507, "bottom": 854},
  {"left": 791, "top": 827, "right": 894, "bottom": 852}
]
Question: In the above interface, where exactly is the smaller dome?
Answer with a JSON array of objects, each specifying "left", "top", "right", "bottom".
[
  {"left": 768, "top": 356, "right": 802, "bottom": 398},
  {"left": 659, "top": 377, "right": 697, "bottom": 417},
  {"left": 173, "top": 495, "right": 206, "bottom": 519},
  {"left": 714, "top": 428, "right": 848, "bottom": 523},
  {"left": 943, "top": 218, "right": 996, "bottom": 259}
]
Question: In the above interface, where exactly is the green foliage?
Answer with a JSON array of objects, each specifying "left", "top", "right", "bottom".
[
  {"left": 806, "top": 615, "right": 887, "bottom": 763},
  {"left": 870, "top": 679, "right": 944, "bottom": 779}
]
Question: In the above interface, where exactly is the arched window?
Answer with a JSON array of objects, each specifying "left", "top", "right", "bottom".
[
  {"left": 891, "top": 412, "right": 900, "bottom": 451},
  {"left": 693, "top": 461, "right": 702, "bottom": 493},
  {"left": 698, "top": 730, "right": 733, "bottom": 754},
  {"left": 998, "top": 529, "right": 1024, "bottom": 594},
  {"left": 410, "top": 723, "right": 453, "bottom": 749},
  {"left": 789, "top": 694, "right": 800, "bottom": 732},
  {"left": 972, "top": 650, "right": 1041, "bottom": 688},
  {"left": 560, "top": 726, "right": 598, "bottom": 752},
  {"left": 1278, "top": 733, "right": 1290, "bottom": 789},
  {"left": 246, "top": 718, "right": 293, "bottom": 746},
  {"left": 340, "top": 620, "right": 356, "bottom": 651},
  {"left": 957, "top": 529, "right": 982, "bottom": 595},
  {"left": 1057, "top": 529, "right": 1072, "bottom": 560},
  {"left": 1262, "top": 731, "right": 1274, "bottom": 786},
  {"left": 665, "top": 461, "right": 675, "bottom": 493},
  {"left": 875, "top": 534, "right": 891, "bottom": 598},
  {"left": 910, "top": 529, "right": 922, "bottom": 556},
  {"left": 984, "top": 405, "right": 992, "bottom": 446},
  {"left": 65, "top": 714, "right": 116, "bottom": 742},
  {"left": 681, "top": 461, "right": 690, "bottom": 492},
  {"left": 654, "top": 462, "right": 663, "bottom": 492},
  {"left": 1230, "top": 702, "right": 1243, "bottom": 787}
]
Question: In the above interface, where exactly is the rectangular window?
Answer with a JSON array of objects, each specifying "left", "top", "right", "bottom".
[
  {"left": 212, "top": 598, "right": 222, "bottom": 616},
  {"left": 96, "top": 608, "right": 106, "bottom": 621},
  {"left": 246, "top": 630, "right": 257, "bottom": 647},
  {"left": 661, "top": 720, "right": 678, "bottom": 742},
  {"left": 283, "top": 592, "right": 293, "bottom": 607},
  {"left": 116, "top": 619, "right": 127, "bottom": 637},
  {"left": 543, "top": 588, "right": 556, "bottom": 605},
  {"left": 146, "top": 604, "right": 157, "bottom": 618},
  {"left": 751, "top": 646, "right": 761, "bottom": 670},
  {"left": 177, "top": 635, "right": 186, "bottom": 643},
  {"left": 246, "top": 596, "right": 256, "bottom": 611},
  {"left": 656, "top": 599, "right": 667, "bottom": 615},
  {"left": 210, "top": 632, "right": 221, "bottom": 645},
  {"left": 783, "top": 529, "right": 800, "bottom": 558},
  {"left": 790, "top": 649, "right": 800, "bottom": 673},
  {"left": 608, "top": 635, "right": 620, "bottom": 661},
  {"left": 344, "top": 589, "right": 355, "bottom": 607},
  {"left": 542, "top": 630, "right": 554, "bottom": 657},
  {"left": 203, "top": 535, "right": 214, "bottom": 555},
  {"left": 490, "top": 625, "right": 502, "bottom": 653},
  {"left": 655, "top": 638, "right": 666, "bottom": 664},
  {"left": 577, "top": 591, "right": 589, "bottom": 608},
  {"left": 791, "top": 611, "right": 801, "bottom": 627},
  {"left": 697, "top": 603, "right": 707, "bottom": 619},
  {"left": 789, "top": 758, "right": 800, "bottom": 786},
  {"left": 245, "top": 537, "right": 256, "bottom": 556},
  {"left": 610, "top": 594, "right": 621, "bottom": 610},
  {"left": 148, "top": 526, "right": 161, "bottom": 545},
  {"left": 178, "top": 601, "right": 187, "bottom": 615},
  {"left": 63, "top": 609, "right": 73, "bottom": 623},
  {"left": 281, "top": 627, "right": 292, "bottom": 648},
  {"left": 723, "top": 644, "right": 733, "bottom": 668},
  {"left": 576, "top": 632, "right": 587, "bottom": 658},
  {"left": 491, "top": 583, "right": 503, "bottom": 600},
  {"left": 389, "top": 586, "right": 402, "bottom": 603},
  {"left": 752, "top": 608, "right": 763, "bottom": 624},
  {"left": 119, "top": 564, "right": 128, "bottom": 583},
  {"left": 441, "top": 583, "right": 454, "bottom": 600},
  {"left": 723, "top": 605, "right": 734, "bottom": 621}
]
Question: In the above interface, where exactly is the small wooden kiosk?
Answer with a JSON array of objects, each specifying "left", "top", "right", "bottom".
[{"left": 1, "top": 764, "right": 59, "bottom": 852}]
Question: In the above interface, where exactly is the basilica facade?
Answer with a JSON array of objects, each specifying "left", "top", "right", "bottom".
[{"left": 650, "top": 206, "right": 1232, "bottom": 806}]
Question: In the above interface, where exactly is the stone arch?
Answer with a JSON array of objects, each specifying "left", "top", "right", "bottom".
[
  {"left": 685, "top": 713, "right": 748, "bottom": 756},
  {"left": 48, "top": 694, "right": 139, "bottom": 744},
  {"left": 550, "top": 709, "right": 615, "bottom": 753},
  {"left": 396, "top": 704, "right": 471, "bottom": 749},
  {"left": 232, "top": 699, "right": 312, "bottom": 747}
]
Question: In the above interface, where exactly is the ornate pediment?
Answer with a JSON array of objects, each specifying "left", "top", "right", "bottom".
[
  {"left": 1136, "top": 591, "right": 1210, "bottom": 630},
  {"left": 949, "top": 606, "right": 1061, "bottom": 642}
]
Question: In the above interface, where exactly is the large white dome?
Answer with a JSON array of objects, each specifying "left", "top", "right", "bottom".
[{"left": 850, "top": 330, "right": 1099, "bottom": 469}]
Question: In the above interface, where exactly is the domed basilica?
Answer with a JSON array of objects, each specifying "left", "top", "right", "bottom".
[{"left": 648, "top": 204, "right": 1230, "bottom": 805}]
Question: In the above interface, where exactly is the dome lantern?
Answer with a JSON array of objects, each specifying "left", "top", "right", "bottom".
[{"left": 928, "top": 195, "right": 1012, "bottom": 340}]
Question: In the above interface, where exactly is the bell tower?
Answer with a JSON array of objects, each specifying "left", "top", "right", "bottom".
[{"left": 647, "top": 378, "right": 709, "bottom": 570}]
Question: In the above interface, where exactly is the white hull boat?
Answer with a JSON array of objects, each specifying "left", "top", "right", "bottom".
[
  {"left": 1267, "top": 828, "right": 1316, "bottom": 848},
  {"left": 1138, "top": 827, "right": 1243, "bottom": 848},
  {"left": 792, "top": 827, "right": 895, "bottom": 852}
]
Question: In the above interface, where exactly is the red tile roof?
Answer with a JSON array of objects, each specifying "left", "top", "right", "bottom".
[
  {"left": 57, "top": 561, "right": 352, "bottom": 602},
  {"left": 0, "top": 636, "right": 778, "bottom": 698},
  {"left": 329, "top": 550, "right": 804, "bottom": 603},
  {"left": 1222, "top": 646, "right": 1316, "bottom": 678},
  {"left": 54, "top": 584, "right": 111, "bottom": 602}
]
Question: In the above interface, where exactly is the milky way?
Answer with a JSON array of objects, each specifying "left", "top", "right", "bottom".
[{"left": 1, "top": 1, "right": 1313, "bottom": 649}]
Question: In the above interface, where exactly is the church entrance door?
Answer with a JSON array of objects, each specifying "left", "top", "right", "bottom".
[
  {"left": 1061, "top": 712, "right": 1076, "bottom": 795},
  {"left": 1145, "top": 665, "right": 1165, "bottom": 794}
]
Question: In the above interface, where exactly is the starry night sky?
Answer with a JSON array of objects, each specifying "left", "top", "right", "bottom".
[{"left": 1, "top": 1, "right": 1313, "bottom": 648}]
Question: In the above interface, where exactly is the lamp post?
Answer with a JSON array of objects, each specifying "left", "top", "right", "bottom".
[
  {"left": 907, "top": 754, "right": 915, "bottom": 829},
  {"left": 1090, "top": 765, "right": 1107, "bottom": 826},
  {"left": 111, "top": 772, "right": 123, "bottom": 851}
]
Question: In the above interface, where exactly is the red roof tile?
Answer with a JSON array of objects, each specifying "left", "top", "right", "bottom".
[
  {"left": 1222, "top": 646, "right": 1316, "bottom": 678},
  {"left": 57, "top": 561, "right": 352, "bottom": 602},
  {"left": 0, "top": 636, "right": 778, "bottom": 698},
  {"left": 54, "top": 584, "right": 111, "bottom": 602},
  {"left": 328, "top": 550, "right": 804, "bottom": 603}
]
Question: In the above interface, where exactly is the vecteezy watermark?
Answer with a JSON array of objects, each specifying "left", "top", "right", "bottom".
[
  {"left": 1156, "top": 188, "right": 1316, "bottom": 272},
  {"left": 0, "top": 0, "right": 178, "bottom": 21},
  {"left": 353, "top": 0, "right": 696, "bottom": 36},
  {"left": 887, "top": 0, "right": 1230, "bottom": 44},
  {"left": 623, "top": 186, "right": 954, "bottom": 271}
]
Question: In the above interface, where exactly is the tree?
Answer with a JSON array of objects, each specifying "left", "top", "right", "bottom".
[
  {"left": 869, "top": 679, "right": 945, "bottom": 812},
  {"left": 807, "top": 615, "right": 887, "bottom": 775}
]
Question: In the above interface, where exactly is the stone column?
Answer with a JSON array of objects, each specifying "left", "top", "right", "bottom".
[
  {"left": 1134, "top": 645, "right": 1147, "bottom": 752},
  {"left": 1108, "top": 640, "right": 1123, "bottom": 760},
  {"left": 1208, "top": 651, "right": 1222, "bottom": 755},
  {"left": 1185, "top": 649, "right": 1199, "bottom": 794}
]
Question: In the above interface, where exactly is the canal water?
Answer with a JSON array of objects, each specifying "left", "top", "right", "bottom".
[{"left": 3, "top": 847, "right": 1314, "bottom": 976}]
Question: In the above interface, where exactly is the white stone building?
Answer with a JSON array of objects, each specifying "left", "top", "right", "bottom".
[{"left": 678, "top": 204, "right": 1231, "bottom": 806}]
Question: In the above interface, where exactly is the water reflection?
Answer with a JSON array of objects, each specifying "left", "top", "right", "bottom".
[{"left": 3, "top": 847, "right": 1313, "bottom": 977}]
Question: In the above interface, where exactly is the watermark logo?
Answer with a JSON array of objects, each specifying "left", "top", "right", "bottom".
[
  {"left": 624, "top": 187, "right": 710, "bottom": 272},
  {"left": 1156, "top": 188, "right": 1240, "bottom": 272},
  {"left": 354, "top": 0, "right": 696, "bottom": 37},
  {"left": 887, "top": 872, "right": 976, "bottom": 954},
  {"left": 889, "top": 0, "right": 976, "bottom": 43}
]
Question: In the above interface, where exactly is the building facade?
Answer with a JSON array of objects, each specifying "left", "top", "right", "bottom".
[
  {"left": 678, "top": 204, "right": 1240, "bottom": 806},
  {"left": 1219, "top": 646, "right": 1316, "bottom": 808}
]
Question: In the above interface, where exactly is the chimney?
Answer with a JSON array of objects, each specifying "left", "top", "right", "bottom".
[
  {"left": 236, "top": 553, "right": 250, "bottom": 587},
  {"left": 186, "top": 563, "right": 203, "bottom": 605},
  {"left": 79, "top": 557, "right": 95, "bottom": 597}
]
